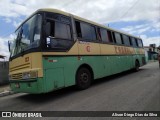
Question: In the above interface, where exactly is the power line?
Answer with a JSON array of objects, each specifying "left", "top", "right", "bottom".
[
  {"left": 119, "top": 0, "right": 140, "bottom": 20},
  {"left": 111, "top": 0, "right": 140, "bottom": 27}
]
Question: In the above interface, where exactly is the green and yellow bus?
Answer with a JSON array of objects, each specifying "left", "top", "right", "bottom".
[{"left": 8, "top": 9, "right": 146, "bottom": 93}]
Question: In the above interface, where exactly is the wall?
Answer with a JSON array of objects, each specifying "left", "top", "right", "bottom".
[{"left": 0, "top": 62, "right": 9, "bottom": 85}]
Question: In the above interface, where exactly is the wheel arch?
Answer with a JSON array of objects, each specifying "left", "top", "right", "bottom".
[{"left": 135, "top": 59, "right": 140, "bottom": 65}]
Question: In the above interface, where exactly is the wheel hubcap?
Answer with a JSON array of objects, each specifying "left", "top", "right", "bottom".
[{"left": 80, "top": 73, "right": 89, "bottom": 83}]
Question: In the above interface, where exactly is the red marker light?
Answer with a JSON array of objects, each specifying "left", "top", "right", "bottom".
[{"left": 86, "top": 46, "right": 90, "bottom": 52}]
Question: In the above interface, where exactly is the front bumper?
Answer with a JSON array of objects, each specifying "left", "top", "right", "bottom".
[{"left": 10, "top": 78, "right": 44, "bottom": 94}]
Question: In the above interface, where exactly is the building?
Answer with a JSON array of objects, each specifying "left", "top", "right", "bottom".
[
  {"left": 144, "top": 44, "right": 159, "bottom": 61},
  {"left": 0, "top": 55, "right": 9, "bottom": 85}
]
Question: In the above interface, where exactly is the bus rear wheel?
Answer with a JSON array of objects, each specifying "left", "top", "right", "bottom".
[
  {"left": 76, "top": 67, "right": 92, "bottom": 90},
  {"left": 134, "top": 61, "right": 140, "bottom": 72}
]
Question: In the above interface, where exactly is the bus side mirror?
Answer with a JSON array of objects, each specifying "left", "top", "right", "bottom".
[
  {"left": 45, "top": 22, "right": 51, "bottom": 37},
  {"left": 8, "top": 41, "right": 11, "bottom": 52}
]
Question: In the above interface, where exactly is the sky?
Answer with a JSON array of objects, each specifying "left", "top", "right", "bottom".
[{"left": 0, "top": 0, "right": 160, "bottom": 60}]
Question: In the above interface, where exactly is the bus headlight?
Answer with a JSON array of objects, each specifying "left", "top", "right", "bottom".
[{"left": 22, "top": 71, "right": 38, "bottom": 79}]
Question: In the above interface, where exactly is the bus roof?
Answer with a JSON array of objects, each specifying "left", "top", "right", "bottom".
[{"left": 18, "top": 8, "right": 141, "bottom": 39}]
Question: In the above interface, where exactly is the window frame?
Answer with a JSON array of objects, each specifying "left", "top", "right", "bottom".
[
  {"left": 96, "top": 27, "right": 115, "bottom": 45},
  {"left": 74, "top": 18, "right": 143, "bottom": 48},
  {"left": 97, "top": 28, "right": 108, "bottom": 43},
  {"left": 45, "top": 12, "right": 73, "bottom": 41},
  {"left": 129, "top": 37, "right": 133, "bottom": 46},
  {"left": 75, "top": 19, "right": 98, "bottom": 42},
  {"left": 137, "top": 39, "right": 143, "bottom": 48},
  {"left": 122, "top": 34, "right": 131, "bottom": 46},
  {"left": 10, "top": 12, "right": 44, "bottom": 60},
  {"left": 135, "top": 38, "right": 139, "bottom": 47},
  {"left": 107, "top": 30, "right": 114, "bottom": 43},
  {"left": 113, "top": 32, "right": 123, "bottom": 45},
  {"left": 43, "top": 12, "right": 74, "bottom": 51},
  {"left": 131, "top": 37, "right": 138, "bottom": 47},
  {"left": 52, "top": 20, "right": 72, "bottom": 40}
]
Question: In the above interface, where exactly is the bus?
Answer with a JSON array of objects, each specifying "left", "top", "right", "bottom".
[{"left": 8, "top": 8, "right": 146, "bottom": 93}]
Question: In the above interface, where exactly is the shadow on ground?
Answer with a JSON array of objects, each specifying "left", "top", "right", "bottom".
[{"left": 16, "top": 68, "right": 146, "bottom": 103}]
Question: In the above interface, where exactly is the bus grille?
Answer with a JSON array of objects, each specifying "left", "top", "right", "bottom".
[{"left": 11, "top": 73, "right": 23, "bottom": 80}]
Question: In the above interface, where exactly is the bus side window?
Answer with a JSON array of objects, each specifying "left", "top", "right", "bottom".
[
  {"left": 141, "top": 39, "right": 143, "bottom": 47},
  {"left": 48, "top": 20, "right": 55, "bottom": 37},
  {"left": 107, "top": 30, "right": 113, "bottom": 43},
  {"left": 135, "top": 38, "right": 139, "bottom": 47},
  {"left": 114, "top": 32, "right": 123, "bottom": 44},
  {"left": 131, "top": 37, "right": 138, "bottom": 47},
  {"left": 121, "top": 34, "right": 124, "bottom": 44},
  {"left": 122, "top": 35, "right": 130, "bottom": 46},
  {"left": 97, "top": 28, "right": 102, "bottom": 41},
  {"left": 137, "top": 39, "right": 143, "bottom": 47},
  {"left": 81, "top": 22, "right": 97, "bottom": 41},
  {"left": 100, "top": 28, "right": 109, "bottom": 43},
  {"left": 54, "top": 22, "right": 71, "bottom": 39},
  {"left": 75, "top": 21, "right": 82, "bottom": 38},
  {"left": 46, "top": 16, "right": 73, "bottom": 49},
  {"left": 75, "top": 21, "right": 97, "bottom": 41},
  {"left": 129, "top": 37, "right": 133, "bottom": 46},
  {"left": 48, "top": 20, "right": 71, "bottom": 40},
  {"left": 112, "top": 32, "right": 116, "bottom": 43},
  {"left": 90, "top": 25, "right": 97, "bottom": 41}
]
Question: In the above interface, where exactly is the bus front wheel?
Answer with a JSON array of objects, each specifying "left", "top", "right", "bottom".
[{"left": 76, "top": 67, "right": 92, "bottom": 90}]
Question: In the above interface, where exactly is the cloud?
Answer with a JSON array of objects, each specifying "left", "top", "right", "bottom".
[
  {"left": 121, "top": 23, "right": 151, "bottom": 34},
  {"left": 120, "top": 20, "right": 160, "bottom": 35},
  {"left": 13, "top": 21, "right": 21, "bottom": 28},
  {"left": 0, "top": 33, "right": 16, "bottom": 61},
  {"left": 0, "top": 37, "right": 10, "bottom": 61},
  {"left": 119, "top": 20, "right": 160, "bottom": 46},
  {"left": 141, "top": 35, "right": 160, "bottom": 47},
  {"left": 0, "top": 0, "right": 159, "bottom": 23},
  {"left": 0, "top": 0, "right": 28, "bottom": 17},
  {"left": 4, "top": 18, "right": 12, "bottom": 23}
]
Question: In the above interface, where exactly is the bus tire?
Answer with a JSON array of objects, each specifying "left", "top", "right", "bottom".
[
  {"left": 134, "top": 60, "right": 140, "bottom": 72},
  {"left": 76, "top": 67, "right": 92, "bottom": 90}
]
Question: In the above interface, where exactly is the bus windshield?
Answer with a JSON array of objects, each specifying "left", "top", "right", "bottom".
[{"left": 10, "top": 14, "right": 42, "bottom": 57}]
